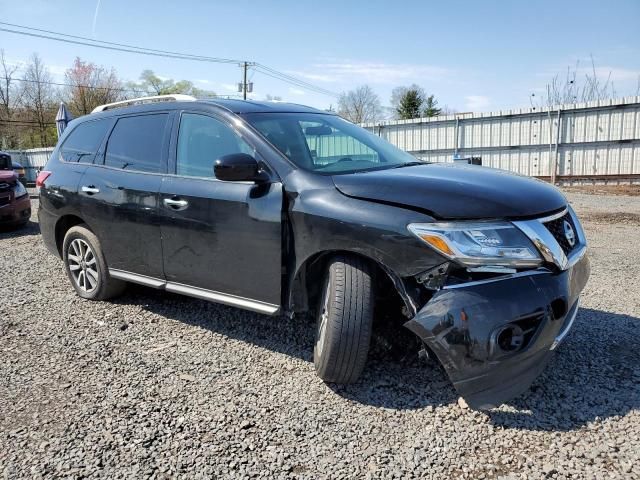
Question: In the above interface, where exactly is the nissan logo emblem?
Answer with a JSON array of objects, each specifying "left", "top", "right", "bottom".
[{"left": 563, "top": 220, "right": 576, "bottom": 247}]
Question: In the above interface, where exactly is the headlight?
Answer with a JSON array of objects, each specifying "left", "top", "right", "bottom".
[
  {"left": 408, "top": 221, "right": 542, "bottom": 268},
  {"left": 14, "top": 181, "right": 27, "bottom": 198}
]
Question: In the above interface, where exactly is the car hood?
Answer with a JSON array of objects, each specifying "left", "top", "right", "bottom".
[
  {"left": 331, "top": 163, "right": 567, "bottom": 220},
  {"left": 0, "top": 170, "right": 17, "bottom": 183}
]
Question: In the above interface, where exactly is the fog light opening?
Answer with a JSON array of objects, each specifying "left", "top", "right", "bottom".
[
  {"left": 551, "top": 298, "right": 568, "bottom": 320},
  {"left": 495, "top": 324, "right": 525, "bottom": 354}
]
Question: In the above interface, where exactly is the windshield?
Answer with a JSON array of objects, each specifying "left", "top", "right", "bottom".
[{"left": 242, "top": 112, "right": 422, "bottom": 174}]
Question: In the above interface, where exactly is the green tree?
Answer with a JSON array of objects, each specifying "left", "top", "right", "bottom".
[
  {"left": 128, "top": 70, "right": 215, "bottom": 98},
  {"left": 423, "top": 95, "right": 442, "bottom": 117},
  {"left": 396, "top": 88, "right": 424, "bottom": 119}
]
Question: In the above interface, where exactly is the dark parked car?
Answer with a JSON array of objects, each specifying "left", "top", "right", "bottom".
[
  {"left": 12, "top": 160, "right": 27, "bottom": 185},
  {"left": 0, "top": 151, "right": 31, "bottom": 228},
  {"left": 38, "top": 95, "right": 589, "bottom": 409}
]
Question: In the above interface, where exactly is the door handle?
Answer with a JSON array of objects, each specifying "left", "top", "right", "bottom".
[
  {"left": 81, "top": 185, "right": 100, "bottom": 195},
  {"left": 163, "top": 197, "right": 189, "bottom": 210}
]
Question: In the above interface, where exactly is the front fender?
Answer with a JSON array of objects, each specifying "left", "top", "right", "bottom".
[{"left": 283, "top": 180, "right": 445, "bottom": 312}]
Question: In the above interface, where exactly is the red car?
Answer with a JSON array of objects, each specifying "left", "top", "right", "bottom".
[{"left": 0, "top": 152, "right": 31, "bottom": 228}]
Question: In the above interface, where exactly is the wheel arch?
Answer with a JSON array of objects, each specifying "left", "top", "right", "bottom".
[
  {"left": 54, "top": 214, "right": 91, "bottom": 256},
  {"left": 286, "top": 249, "right": 417, "bottom": 318}
]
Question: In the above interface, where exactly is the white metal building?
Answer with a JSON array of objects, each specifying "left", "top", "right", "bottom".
[{"left": 362, "top": 96, "right": 640, "bottom": 183}]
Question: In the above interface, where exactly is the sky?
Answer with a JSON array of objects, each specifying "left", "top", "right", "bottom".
[{"left": 0, "top": 0, "right": 639, "bottom": 114}]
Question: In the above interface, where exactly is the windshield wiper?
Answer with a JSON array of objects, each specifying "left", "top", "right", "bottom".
[{"left": 388, "top": 161, "right": 426, "bottom": 169}]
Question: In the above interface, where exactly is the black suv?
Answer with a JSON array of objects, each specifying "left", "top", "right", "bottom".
[{"left": 39, "top": 96, "right": 589, "bottom": 409}]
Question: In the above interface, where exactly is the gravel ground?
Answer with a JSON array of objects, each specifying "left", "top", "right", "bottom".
[{"left": 1, "top": 191, "right": 639, "bottom": 479}]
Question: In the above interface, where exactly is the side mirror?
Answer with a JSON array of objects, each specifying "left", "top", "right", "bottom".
[{"left": 214, "top": 153, "right": 268, "bottom": 183}]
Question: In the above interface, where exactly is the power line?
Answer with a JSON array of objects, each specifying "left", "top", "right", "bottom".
[
  {"left": 3, "top": 75, "right": 145, "bottom": 94},
  {"left": 1, "top": 76, "right": 243, "bottom": 99},
  {"left": 0, "top": 22, "right": 340, "bottom": 98},
  {"left": 0, "top": 119, "right": 57, "bottom": 126},
  {"left": 253, "top": 67, "right": 339, "bottom": 98},
  {"left": 0, "top": 21, "right": 246, "bottom": 64},
  {"left": 255, "top": 64, "right": 339, "bottom": 96},
  {"left": 0, "top": 26, "right": 244, "bottom": 66}
]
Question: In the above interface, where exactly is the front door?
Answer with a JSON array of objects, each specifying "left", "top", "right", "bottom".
[{"left": 159, "top": 112, "right": 283, "bottom": 311}]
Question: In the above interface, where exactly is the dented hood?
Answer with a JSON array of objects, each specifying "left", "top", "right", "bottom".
[{"left": 332, "top": 163, "right": 567, "bottom": 220}]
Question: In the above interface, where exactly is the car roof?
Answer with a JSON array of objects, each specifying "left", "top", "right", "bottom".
[
  {"left": 200, "top": 99, "right": 329, "bottom": 115},
  {"left": 87, "top": 98, "right": 331, "bottom": 119}
]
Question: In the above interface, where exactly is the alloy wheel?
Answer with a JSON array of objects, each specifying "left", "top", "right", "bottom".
[
  {"left": 316, "top": 278, "right": 330, "bottom": 357},
  {"left": 67, "top": 238, "right": 99, "bottom": 293}
]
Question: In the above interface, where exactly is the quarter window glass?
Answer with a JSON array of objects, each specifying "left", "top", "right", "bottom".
[
  {"left": 177, "top": 113, "right": 253, "bottom": 178},
  {"left": 104, "top": 114, "right": 168, "bottom": 172},
  {"left": 59, "top": 119, "right": 111, "bottom": 163}
]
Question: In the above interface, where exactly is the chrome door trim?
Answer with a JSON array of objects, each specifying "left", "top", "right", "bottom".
[
  {"left": 165, "top": 282, "right": 279, "bottom": 315},
  {"left": 109, "top": 269, "right": 166, "bottom": 288},
  {"left": 108, "top": 268, "right": 280, "bottom": 315}
]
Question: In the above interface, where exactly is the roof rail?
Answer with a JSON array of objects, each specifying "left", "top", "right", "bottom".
[{"left": 91, "top": 94, "right": 197, "bottom": 113}]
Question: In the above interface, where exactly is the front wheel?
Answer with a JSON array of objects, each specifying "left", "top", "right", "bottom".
[{"left": 313, "top": 255, "right": 374, "bottom": 384}]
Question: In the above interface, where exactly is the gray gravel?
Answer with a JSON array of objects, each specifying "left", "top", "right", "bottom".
[{"left": 1, "top": 192, "right": 639, "bottom": 479}]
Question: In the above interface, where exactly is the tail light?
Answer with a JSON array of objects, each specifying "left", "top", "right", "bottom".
[{"left": 36, "top": 170, "right": 52, "bottom": 188}]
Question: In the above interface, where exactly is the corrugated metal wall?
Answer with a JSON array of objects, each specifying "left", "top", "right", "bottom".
[
  {"left": 362, "top": 96, "right": 640, "bottom": 181},
  {"left": 5, "top": 148, "right": 54, "bottom": 182}
]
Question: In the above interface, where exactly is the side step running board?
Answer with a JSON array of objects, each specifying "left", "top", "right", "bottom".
[{"left": 109, "top": 269, "right": 280, "bottom": 315}]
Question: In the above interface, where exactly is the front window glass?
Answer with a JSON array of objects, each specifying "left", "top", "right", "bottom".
[
  {"left": 243, "top": 113, "right": 421, "bottom": 174},
  {"left": 176, "top": 113, "right": 253, "bottom": 178}
]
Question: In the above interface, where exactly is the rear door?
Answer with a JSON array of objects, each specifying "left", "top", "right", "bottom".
[
  {"left": 159, "top": 111, "right": 283, "bottom": 310},
  {"left": 79, "top": 112, "right": 172, "bottom": 278}
]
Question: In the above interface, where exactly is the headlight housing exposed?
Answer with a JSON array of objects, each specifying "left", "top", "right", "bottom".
[
  {"left": 13, "top": 181, "right": 27, "bottom": 198},
  {"left": 408, "top": 221, "right": 542, "bottom": 268}
]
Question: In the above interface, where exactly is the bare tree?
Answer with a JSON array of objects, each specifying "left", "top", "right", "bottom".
[
  {"left": 21, "top": 54, "right": 57, "bottom": 147},
  {"left": 440, "top": 105, "right": 458, "bottom": 116},
  {"left": 337, "top": 85, "right": 383, "bottom": 123},
  {"left": 535, "top": 55, "right": 619, "bottom": 107},
  {"left": 0, "top": 49, "right": 23, "bottom": 148},
  {"left": 64, "top": 57, "right": 124, "bottom": 116}
]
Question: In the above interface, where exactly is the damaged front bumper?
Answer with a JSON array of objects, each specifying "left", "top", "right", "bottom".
[{"left": 405, "top": 252, "right": 590, "bottom": 409}]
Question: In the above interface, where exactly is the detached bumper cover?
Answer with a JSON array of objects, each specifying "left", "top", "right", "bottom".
[{"left": 405, "top": 253, "right": 590, "bottom": 409}]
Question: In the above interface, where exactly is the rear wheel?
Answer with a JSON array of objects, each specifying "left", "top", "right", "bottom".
[
  {"left": 62, "top": 225, "right": 125, "bottom": 300},
  {"left": 313, "top": 255, "right": 374, "bottom": 384}
]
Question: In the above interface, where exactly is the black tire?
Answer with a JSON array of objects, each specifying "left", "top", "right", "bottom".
[
  {"left": 62, "top": 224, "right": 126, "bottom": 300},
  {"left": 313, "top": 255, "right": 374, "bottom": 384}
]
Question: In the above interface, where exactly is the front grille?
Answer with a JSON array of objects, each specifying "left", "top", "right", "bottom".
[
  {"left": 0, "top": 182, "right": 11, "bottom": 191},
  {"left": 0, "top": 195, "right": 10, "bottom": 207},
  {"left": 543, "top": 211, "right": 577, "bottom": 255}
]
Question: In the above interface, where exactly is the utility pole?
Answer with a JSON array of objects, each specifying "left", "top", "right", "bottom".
[
  {"left": 238, "top": 62, "right": 254, "bottom": 100},
  {"left": 243, "top": 61, "right": 248, "bottom": 100}
]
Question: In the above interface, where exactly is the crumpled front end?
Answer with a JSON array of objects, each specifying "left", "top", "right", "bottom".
[{"left": 405, "top": 253, "right": 590, "bottom": 409}]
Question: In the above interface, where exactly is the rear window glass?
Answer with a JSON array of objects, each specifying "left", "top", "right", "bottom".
[
  {"left": 59, "top": 119, "right": 111, "bottom": 163},
  {"left": 104, "top": 114, "right": 168, "bottom": 173}
]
